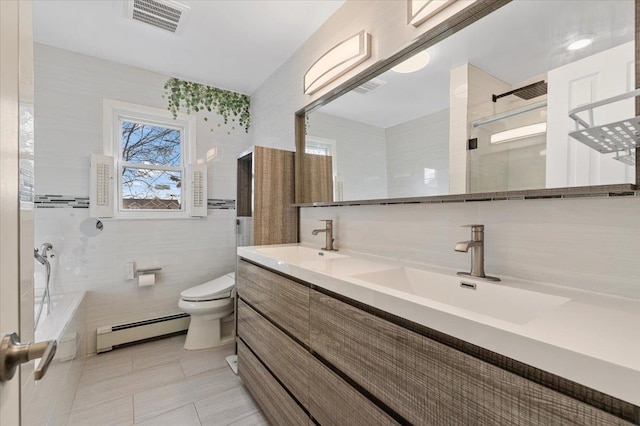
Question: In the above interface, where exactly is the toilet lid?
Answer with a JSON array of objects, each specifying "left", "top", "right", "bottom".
[{"left": 180, "top": 272, "right": 235, "bottom": 302}]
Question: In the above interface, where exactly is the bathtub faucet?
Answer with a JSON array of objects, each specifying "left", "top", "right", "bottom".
[
  {"left": 39, "top": 242, "right": 53, "bottom": 258},
  {"left": 34, "top": 243, "right": 54, "bottom": 331}
]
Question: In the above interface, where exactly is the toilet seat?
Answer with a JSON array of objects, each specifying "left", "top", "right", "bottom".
[{"left": 180, "top": 272, "right": 235, "bottom": 302}]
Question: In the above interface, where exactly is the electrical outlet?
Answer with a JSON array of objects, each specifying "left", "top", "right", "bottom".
[{"left": 125, "top": 262, "right": 136, "bottom": 280}]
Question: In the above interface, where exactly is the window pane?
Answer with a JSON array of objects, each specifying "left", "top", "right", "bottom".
[
  {"left": 121, "top": 167, "right": 182, "bottom": 210},
  {"left": 121, "top": 121, "right": 181, "bottom": 166}
]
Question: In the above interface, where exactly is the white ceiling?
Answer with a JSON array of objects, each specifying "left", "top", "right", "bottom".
[
  {"left": 318, "top": 0, "right": 634, "bottom": 128},
  {"left": 33, "top": 0, "right": 344, "bottom": 95}
]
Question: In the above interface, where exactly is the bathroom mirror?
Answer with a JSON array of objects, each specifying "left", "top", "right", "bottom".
[{"left": 297, "top": 0, "right": 637, "bottom": 204}]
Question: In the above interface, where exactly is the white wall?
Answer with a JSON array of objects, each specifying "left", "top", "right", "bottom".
[
  {"left": 250, "top": 1, "right": 639, "bottom": 300},
  {"left": 34, "top": 44, "right": 250, "bottom": 353},
  {"left": 300, "top": 197, "right": 640, "bottom": 299},
  {"left": 386, "top": 109, "right": 449, "bottom": 198},
  {"left": 308, "top": 112, "right": 387, "bottom": 200}
]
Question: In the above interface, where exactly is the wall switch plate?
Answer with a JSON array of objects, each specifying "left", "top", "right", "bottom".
[{"left": 125, "top": 262, "right": 136, "bottom": 280}]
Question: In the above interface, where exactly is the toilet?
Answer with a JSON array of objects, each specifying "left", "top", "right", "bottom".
[{"left": 178, "top": 272, "right": 235, "bottom": 350}]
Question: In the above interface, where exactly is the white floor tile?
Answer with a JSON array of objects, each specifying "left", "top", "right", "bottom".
[
  {"left": 180, "top": 343, "right": 235, "bottom": 377},
  {"left": 67, "top": 396, "right": 133, "bottom": 426},
  {"left": 134, "top": 403, "right": 201, "bottom": 426},
  {"left": 133, "top": 366, "right": 241, "bottom": 423},
  {"left": 228, "top": 411, "right": 269, "bottom": 426},
  {"left": 195, "top": 385, "right": 260, "bottom": 426},
  {"left": 73, "top": 361, "right": 184, "bottom": 411},
  {"left": 80, "top": 356, "right": 132, "bottom": 385},
  {"left": 68, "top": 335, "right": 261, "bottom": 426}
]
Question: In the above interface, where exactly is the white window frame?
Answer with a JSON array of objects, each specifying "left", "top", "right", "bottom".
[{"left": 103, "top": 99, "right": 197, "bottom": 219}]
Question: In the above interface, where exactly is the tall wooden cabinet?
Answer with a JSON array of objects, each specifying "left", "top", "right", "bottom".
[{"left": 237, "top": 146, "right": 298, "bottom": 246}]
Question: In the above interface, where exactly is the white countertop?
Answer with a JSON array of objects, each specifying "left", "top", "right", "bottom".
[{"left": 238, "top": 243, "right": 640, "bottom": 406}]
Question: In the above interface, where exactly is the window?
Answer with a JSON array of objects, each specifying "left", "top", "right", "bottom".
[
  {"left": 91, "top": 99, "right": 206, "bottom": 218},
  {"left": 305, "top": 136, "right": 341, "bottom": 201}
]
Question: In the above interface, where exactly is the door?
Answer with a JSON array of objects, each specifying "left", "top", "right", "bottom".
[
  {"left": 1, "top": 0, "right": 25, "bottom": 423},
  {"left": 1, "top": 1, "right": 35, "bottom": 424},
  {"left": 547, "top": 41, "right": 635, "bottom": 188}
]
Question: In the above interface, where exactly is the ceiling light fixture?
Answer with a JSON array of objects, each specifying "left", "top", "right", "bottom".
[
  {"left": 392, "top": 51, "right": 431, "bottom": 74},
  {"left": 567, "top": 36, "right": 593, "bottom": 51},
  {"left": 490, "top": 122, "right": 547, "bottom": 144}
]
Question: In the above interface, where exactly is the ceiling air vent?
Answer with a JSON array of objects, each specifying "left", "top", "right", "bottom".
[
  {"left": 125, "top": 0, "right": 191, "bottom": 34},
  {"left": 353, "top": 78, "right": 387, "bottom": 95}
]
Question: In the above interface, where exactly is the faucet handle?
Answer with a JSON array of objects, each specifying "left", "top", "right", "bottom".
[
  {"left": 318, "top": 219, "right": 332, "bottom": 224},
  {"left": 462, "top": 224, "right": 484, "bottom": 231}
]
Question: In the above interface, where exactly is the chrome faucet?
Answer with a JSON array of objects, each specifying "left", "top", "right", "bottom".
[
  {"left": 39, "top": 242, "right": 53, "bottom": 258},
  {"left": 455, "top": 225, "right": 500, "bottom": 282},
  {"left": 312, "top": 219, "right": 336, "bottom": 251},
  {"left": 34, "top": 242, "right": 54, "bottom": 329}
]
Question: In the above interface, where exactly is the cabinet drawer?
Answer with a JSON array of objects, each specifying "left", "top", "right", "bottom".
[
  {"left": 309, "top": 356, "right": 399, "bottom": 426},
  {"left": 310, "top": 290, "right": 631, "bottom": 426},
  {"left": 238, "top": 299, "right": 310, "bottom": 409},
  {"left": 238, "top": 340, "right": 309, "bottom": 426},
  {"left": 237, "top": 259, "right": 310, "bottom": 345}
]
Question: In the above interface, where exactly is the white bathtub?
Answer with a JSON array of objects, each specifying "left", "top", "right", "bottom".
[{"left": 34, "top": 291, "right": 85, "bottom": 344}]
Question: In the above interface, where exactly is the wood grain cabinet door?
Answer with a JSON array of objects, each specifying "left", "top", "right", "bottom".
[
  {"left": 237, "top": 299, "right": 310, "bottom": 409},
  {"left": 237, "top": 340, "right": 310, "bottom": 426},
  {"left": 237, "top": 259, "right": 310, "bottom": 345},
  {"left": 309, "top": 356, "right": 399, "bottom": 426},
  {"left": 309, "top": 290, "right": 632, "bottom": 426}
]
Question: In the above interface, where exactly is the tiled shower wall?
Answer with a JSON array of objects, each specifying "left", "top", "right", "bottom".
[
  {"left": 34, "top": 44, "right": 251, "bottom": 354},
  {"left": 249, "top": 1, "right": 640, "bottom": 299}
]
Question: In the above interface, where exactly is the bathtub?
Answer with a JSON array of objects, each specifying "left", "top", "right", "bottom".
[
  {"left": 24, "top": 291, "right": 87, "bottom": 425},
  {"left": 34, "top": 291, "right": 85, "bottom": 348}
]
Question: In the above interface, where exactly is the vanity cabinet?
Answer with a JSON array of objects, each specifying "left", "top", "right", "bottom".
[
  {"left": 237, "top": 259, "right": 309, "bottom": 345},
  {"left": 237, "top": 299, "right": 310, "bottom": 409},
  {"left": 237, "top": 340, "right": 309, "bottom": 425},
  {"left": 236, "top": 259, "right": 635, "bottom": 426}
]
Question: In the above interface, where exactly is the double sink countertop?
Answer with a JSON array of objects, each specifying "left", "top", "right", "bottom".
[{"left": 237, "top": 243, "right": 640, "bottom": 406}]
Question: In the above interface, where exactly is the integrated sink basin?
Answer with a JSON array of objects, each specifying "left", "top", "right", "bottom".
[
  {"left": 254, "top": 246, "right": 348, "bottom": 265},
  {"left": 350, "top": 267, "right": 570, "bottom": 325}
]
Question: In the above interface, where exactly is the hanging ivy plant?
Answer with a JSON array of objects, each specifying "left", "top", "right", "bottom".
[{"left": 163, "top": 77, "right": 250, "bottom": 133}]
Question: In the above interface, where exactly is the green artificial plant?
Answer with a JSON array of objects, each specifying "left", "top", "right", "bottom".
[{"left": 164, "top": 78, "right": 250, "bottom": 133}]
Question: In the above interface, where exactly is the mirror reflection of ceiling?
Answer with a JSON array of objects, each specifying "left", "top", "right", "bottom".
[{"left": 318, "top": 0, "right": 634, "bottom": 128}]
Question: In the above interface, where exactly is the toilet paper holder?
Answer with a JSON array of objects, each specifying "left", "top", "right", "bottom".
[{"left": 137, "top": 267, "right": 161, "bottom": 277}]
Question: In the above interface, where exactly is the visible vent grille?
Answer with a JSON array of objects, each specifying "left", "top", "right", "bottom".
[
  {"left": 353, "top": 78, "right": 387, "bottom": 95},
  {"left": 126, "top": 0, "right": 190, "bottom": 34}
]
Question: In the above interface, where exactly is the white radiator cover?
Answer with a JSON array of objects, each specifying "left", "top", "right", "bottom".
[{"left": 96, "top": 313, "right": 190, "bottom": 353}]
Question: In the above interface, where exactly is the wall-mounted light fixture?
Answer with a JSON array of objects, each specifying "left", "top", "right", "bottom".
[
  {"left": 408, "top": 0, "right": 457, "bottom": 27},
  {"left": 304, "top": 30, "right": 371, "bottom": 95},
  {"left": 490, "top": 122, "right": 547, "bottom": 144}
]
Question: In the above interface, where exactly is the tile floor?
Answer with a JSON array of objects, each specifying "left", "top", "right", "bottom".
[{"left": 66, "top": 334, "right": 267, "bottom": 425}]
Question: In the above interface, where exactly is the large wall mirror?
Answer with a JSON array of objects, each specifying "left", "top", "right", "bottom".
[{"left": 296, "top": 0, "right": 638, "bottom": 204}]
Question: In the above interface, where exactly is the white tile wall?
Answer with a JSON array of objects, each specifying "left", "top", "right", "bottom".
[
  {"left": 386, "top": 109, "right": 449, "bottom": 198},
  {"left": 34, "top": 44, "right": 249, "bottom": 354},
  {"left": 308, "top": 112, "right": 388, "bottom": 200},
  {"left": 249, "top": 1, "right": 639, "bottom": 300},
  {"left": 300, "top": 196, "right": 640, "bottom": 299}
]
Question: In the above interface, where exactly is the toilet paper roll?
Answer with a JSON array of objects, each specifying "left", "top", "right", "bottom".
[{"left": 138, "top": 273, "right": 155, "bottom": 287}]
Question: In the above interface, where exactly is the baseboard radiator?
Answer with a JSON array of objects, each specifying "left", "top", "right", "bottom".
[{"left": 96, "top": 313, "right": 190, "bottom": 353}]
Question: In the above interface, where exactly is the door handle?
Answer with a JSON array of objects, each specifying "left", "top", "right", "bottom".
[{"left": 0, "top": 332, "right": 57, "bottom": 382}]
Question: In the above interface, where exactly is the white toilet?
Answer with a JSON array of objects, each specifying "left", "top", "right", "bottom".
[{"left": 178, "top": 272, "right": 235, "bottom": 350}]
